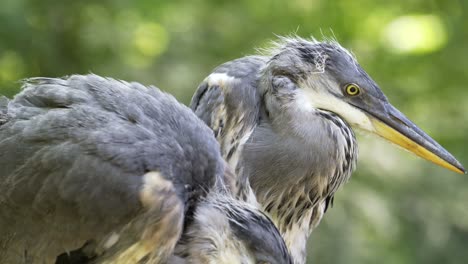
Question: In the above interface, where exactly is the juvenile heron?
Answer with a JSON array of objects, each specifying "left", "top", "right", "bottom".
[
  {"left": 0, "top": 75, "right": 291, "bottom": 264},
  {"left": 191, "top": 36, "right": 465, "bottom": 263}
]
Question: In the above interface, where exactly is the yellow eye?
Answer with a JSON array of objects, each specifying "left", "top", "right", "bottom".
[{"left": 345, "top": 83, "right": 360, "bottom": 96}]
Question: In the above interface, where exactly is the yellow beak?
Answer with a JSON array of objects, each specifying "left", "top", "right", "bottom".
[
  {"left": 360, "top": 102, "right": 465, "bottom": 174},
  {"left": 371, "top": 118, "right": 464, "bottom": 174}
]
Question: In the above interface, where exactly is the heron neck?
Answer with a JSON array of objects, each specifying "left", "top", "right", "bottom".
[{"left": 239, "top": 109, "right": 357, "bottom": 264}]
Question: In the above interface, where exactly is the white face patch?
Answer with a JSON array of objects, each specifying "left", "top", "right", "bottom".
[{"left": 295, "top": 79, "right": 376, "bottom": 133}]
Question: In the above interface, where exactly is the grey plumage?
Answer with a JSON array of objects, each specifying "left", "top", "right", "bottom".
[
  {"left": 191, "top": 36, "right": 464, "bottom": 263},
  {"left": 0, "top": 96, "right": 8, "bottom": 125},
  {"left": 0, "top": 74, "right": 291, "bottom": 263},
  {"left": 192, "top": 53, "right": 356, "bottom": 263},
  {"left": 191, "top": 56, "right": 267, "bottom": 202},
  {"left": 174, "top": 192, "right": 291, "bottom": 264}
]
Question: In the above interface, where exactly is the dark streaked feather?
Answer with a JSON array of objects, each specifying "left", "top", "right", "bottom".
[{"left": 190, "top": 56, "right": 266, "bottom": 196}]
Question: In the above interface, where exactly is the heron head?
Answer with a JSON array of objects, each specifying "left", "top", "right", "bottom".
[{"left": 262, "top": 37, "right": 465, "bottom": 174}]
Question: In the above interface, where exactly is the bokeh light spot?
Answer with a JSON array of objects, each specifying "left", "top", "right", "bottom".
[
  {"left": 123, "top": 22, "right": 169, "bottom": 68},
  {"left": 382, "top": 15, "right": 447, "bottom": 54},
  {"left": 0, "top": 51, "right": 24, "bottom": 82},
  {"left": 133, "top": 22, "right": 169, "bottom": 58}
]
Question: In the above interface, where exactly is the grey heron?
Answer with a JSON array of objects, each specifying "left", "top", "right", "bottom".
[
  {"left": 191, "top": 36, "right": 465, "bottom": 263},
  {"left": 0, "top": 75, "right": 292, "bottom": 264}
]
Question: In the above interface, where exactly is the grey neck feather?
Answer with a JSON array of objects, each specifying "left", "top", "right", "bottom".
[{"left": 238, "top": 106, "right": 357, "bottom": 263}]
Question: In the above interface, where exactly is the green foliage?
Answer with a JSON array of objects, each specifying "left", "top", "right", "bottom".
[{"left": 1, "top": 0, "right": 467, "bottom": 263}]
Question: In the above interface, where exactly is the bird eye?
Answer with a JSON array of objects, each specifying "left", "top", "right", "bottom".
[{"left": 345, "top": 83, "right": 360, "bottom": 96}]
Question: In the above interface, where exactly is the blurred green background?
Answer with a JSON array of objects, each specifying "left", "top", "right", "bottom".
[{"left": 1, "top": 0, "right": 467, "bottom": 263}]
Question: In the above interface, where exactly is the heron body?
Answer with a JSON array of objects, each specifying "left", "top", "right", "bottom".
[
  {"left": 191, "top": 37, "right": 465, "bottom": 263},
  {"left": 0, "top": 75, "right": 291, "bottom": 264}
]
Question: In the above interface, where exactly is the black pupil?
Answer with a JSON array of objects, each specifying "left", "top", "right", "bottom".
[{"left": 349, "top": 86, "right": 357, "bottom": 94}]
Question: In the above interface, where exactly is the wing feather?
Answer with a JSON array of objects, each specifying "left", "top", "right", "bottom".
[
  {"left": 0, "top": 75, "right": 220, "bottom": 263},
  {"left": 190, "top": 56, "right": 266, "bottom": 172}
]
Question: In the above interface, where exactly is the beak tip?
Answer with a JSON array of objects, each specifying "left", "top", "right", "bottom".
[
  {"left": 455, "top": 158, "right": 466, "bottom": 174},
  {"left": 450, "top": 158, "right": 466, "bottom": 174},
  {"left": 453, "top": 162, "right": 466, "bottom": 175}
]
